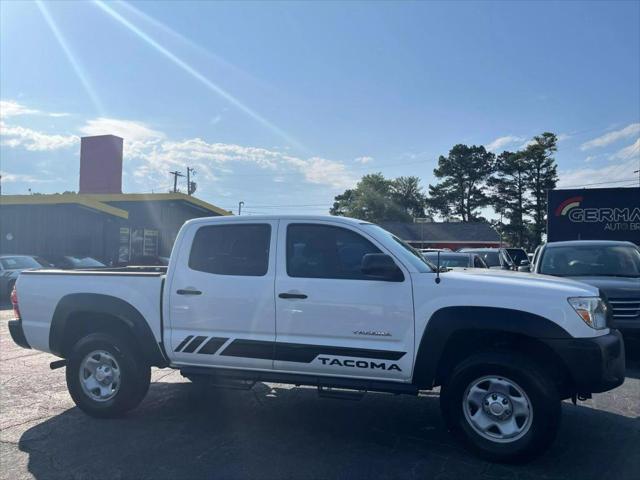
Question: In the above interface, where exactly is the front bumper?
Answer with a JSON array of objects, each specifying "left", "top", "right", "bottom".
[
  {"left": 8, "top": 319, "right": 31, "bottom": 349},
  {"left": 544, "top": 330, "right": 625, "bottom": 395}
]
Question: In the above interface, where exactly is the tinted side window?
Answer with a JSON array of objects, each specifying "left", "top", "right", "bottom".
[
  {"left": 473, "top": 256, "right": 484, "bottom": 268},
  {"left": 189, "top": 224, "right": 271, "bottom": 276},
  {"left": 287, "top": 224, "right": 381, "bottom": 280}
]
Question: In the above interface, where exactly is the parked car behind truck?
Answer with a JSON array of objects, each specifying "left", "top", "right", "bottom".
[
  {"left": 9, "top": 215, "right": 625, "bottom": 463},
  {"left": 534, "top": 240, "right": 640, "bottom": 336},
  {"left": 0, "top": 255, "right": 49, "bottom": 299}
]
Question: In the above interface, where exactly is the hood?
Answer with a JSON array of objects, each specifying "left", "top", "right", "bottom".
[
  {"left": 564, "top": 276, "right": 640, "bottom": 299},
  {"left": 438, "top": 268, "right": 600, "bottom": 296}
]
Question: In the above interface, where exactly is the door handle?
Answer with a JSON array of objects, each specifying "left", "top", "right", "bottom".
[
  {"left": 278, "top": 292, "right": 307, "bottom": 299},
  {"left": 176, "top": 289, "right": 202, "bottom": 295}
]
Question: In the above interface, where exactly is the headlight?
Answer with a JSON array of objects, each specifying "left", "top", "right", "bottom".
[{"left": 567, "top": 297, "right": 608, "bottom": 330}]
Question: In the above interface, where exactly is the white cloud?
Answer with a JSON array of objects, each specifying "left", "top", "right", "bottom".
[
  {"left": 0, "top": 100, "right": 69, "bottom": 119},
  {"left": 0, "top": 171, "right": 58, "bottom": 184},
  {"left": 299, "top": 157, "right": 354, "bottom": 188},
  {"left": 557, "top": 133, "right": 571, "bottom": 142},
  {"left": 611, "top": 138, "right": 640, "bottom": 161},
  {"left": 79, "top": 117, "right": 162, "bottom": 143},
  {"left": 518, "top": 139, "right": 537, "bottom": 150},
  {"left": 354, "top": 156, "right": 374, "bottom": 164},
  {"left": 580, "top": 123, "right": 640, "bottom": 150},
  {"left": 0, "top": 100, "right": 39, "bottom": 118},
  {"left": 79, "top": 117, "right": 164, "bottom": 159},
  {"left": 558, "top": 157, "right": 639, "bottom": 188},
  {"left": 0, "top": 121, "right": 78, "bottom": 151},
  {"left": 2, "top": 109, "right": 356, "bottom": 191},
  {"left": 485, "top": 135, "right": 524, "bottom": 152}
]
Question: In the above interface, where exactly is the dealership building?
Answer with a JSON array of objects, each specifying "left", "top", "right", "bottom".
[{"left": 0, "top": 135, "right": 231, "bottom": 265}]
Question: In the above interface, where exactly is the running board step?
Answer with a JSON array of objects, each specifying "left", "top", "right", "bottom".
[{"left": 317, "top": 386, "right": 366, "bottom": 401}]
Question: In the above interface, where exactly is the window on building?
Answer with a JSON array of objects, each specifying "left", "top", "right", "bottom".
[
  {"left": 286, "top": 224, "right": 382, "bottom": 280},
  {"left": 189, "top": 224, "right": 271, "bottom": 276}
]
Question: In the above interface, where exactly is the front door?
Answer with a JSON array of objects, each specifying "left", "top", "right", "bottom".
[
  {"left": 167, "top": 220, "right": 278, "bottom": 371},
  {"left": 274, "top": 221, "right": 414, "bottom": 381}
]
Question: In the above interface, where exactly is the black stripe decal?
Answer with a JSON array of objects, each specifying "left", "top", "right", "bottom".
[
  {"left": 220, "top": 339, "right": 274, "bottom": 360},
  {"left": 220, "top": 339, "right": 405, "bottom": 363},
  {"left": 174, "top": 335, "right": 194, "bottom": 352},
  {"left": 182, "top": 335, "right": 207, "bottom": 353},
  {"left": 198, "top": 337, "right": 229, "bottom": 355}
]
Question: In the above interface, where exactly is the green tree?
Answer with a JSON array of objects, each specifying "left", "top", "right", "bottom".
[
  {"left": 330, "top": 173, "right": 421, "bottom": 223},
  {"left": 522, "top": 132, "right": 558, "bottom": 246},
  {"left": 427, "top": 144, "right": 496, "bottom": 221},
  {"left": 391, "top": 176, "right": 427, "bottom": 218},
  {"left": 488, "top": 151, "right": 530, "bottom": 247}
]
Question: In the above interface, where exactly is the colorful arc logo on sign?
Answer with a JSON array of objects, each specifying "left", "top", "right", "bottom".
[{"left": 555, "top": 196, "right": 583, "bottom": 217}]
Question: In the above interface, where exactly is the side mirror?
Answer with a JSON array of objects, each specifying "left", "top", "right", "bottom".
[
  {"left": 520, "top": 260, "right": 530, "bottom": 266},
  {"left": 361, "top": 253, "right": 404, "bottom": 281}
]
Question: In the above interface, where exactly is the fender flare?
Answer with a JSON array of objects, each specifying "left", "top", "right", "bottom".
[
  {"left": 412, "top": 306, "right": 571, "bottom": 388},
  {"left": 49, "top": 293, "right": 168, "bottom": 367}
]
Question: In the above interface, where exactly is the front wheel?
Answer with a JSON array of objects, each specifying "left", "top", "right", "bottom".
[
  {"left": 440, "top": 352, "right": 561, "bottom": 463},
  {"left": 66, "top": 333, "right": 151, "bottom": 418}
]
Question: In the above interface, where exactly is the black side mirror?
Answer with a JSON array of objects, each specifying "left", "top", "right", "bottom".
[
  {"left": 361, "top": 253, "right": 404, "bottom": 281},
  {"left": 520, "top": 260, "right": 530, "bottom": 266}
]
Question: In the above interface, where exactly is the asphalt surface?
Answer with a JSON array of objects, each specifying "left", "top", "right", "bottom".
[{"left": 1, "top": 307, "right": 639, "bottom": 480}]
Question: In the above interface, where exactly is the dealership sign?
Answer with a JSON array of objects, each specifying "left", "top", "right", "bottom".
[{"left": 547, "top": 187, "right": 640, "bottom": 244}]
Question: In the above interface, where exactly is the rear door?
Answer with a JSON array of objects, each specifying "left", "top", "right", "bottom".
[
  {"left": 273, "top": 221, "right": 414, "bottom": 382},
  {"left": 167, "top": 220, "right": 277, "bottom": 371}
]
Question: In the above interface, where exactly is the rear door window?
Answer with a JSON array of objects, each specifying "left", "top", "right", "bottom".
[{"left": 189, "top": 224, "right": 271, "bottom": 276}]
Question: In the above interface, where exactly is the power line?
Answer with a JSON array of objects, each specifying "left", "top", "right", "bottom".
[{"left": 556, "top": 178, "right": 639, "bottom": 189}]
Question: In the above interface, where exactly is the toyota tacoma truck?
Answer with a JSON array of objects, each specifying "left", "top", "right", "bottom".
[{"left": 8, "top": 215, "right": 625, "bottom": 462}]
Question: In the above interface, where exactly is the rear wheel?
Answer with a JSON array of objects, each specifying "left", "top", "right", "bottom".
[
  {"left": 66, "top": 333, "right": 150, "bottom": 418},
  {"left": 440, "top": 352, "right": 561, "bottom": 463}
]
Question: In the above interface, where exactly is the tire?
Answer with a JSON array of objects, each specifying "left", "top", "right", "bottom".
[
  {"left": 440, "top": 351, "right": 561, "bottom": 463},
  {"left": 66, "top": 332, "right": 151, "bottom": 418}
]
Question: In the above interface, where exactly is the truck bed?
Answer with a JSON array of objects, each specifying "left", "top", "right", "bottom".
[{"left": 17, "top": 268, "right": 165, "bottom": 354}]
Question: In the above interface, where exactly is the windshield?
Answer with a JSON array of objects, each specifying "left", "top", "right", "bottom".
[
  {"left": 363, "top": 225, "right": 435, "bottom": 272},
  {"left": 466, "top": 251, "right": 501, "bottom": 267},
  {"left": 506, "top": 248, "right": 528, "bottom": 265},
  {"left": 424, "top": 253, "right": 469, "bottom": 268},
  {"left": 0, "top": 256, "right": 43, "bottom": 270},
  {"left": 68, "top": 257, "right": 106, "bottom": 268},
  {"left": 540, "top": 245, "right": 640, "bottom": 277}
]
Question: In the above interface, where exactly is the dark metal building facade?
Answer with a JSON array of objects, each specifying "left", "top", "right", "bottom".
[{"left": 0, "top": 193, "right": 231, "bottom": 265}]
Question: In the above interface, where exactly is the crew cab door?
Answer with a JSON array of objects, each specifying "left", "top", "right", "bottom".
[
  {"left": 274, "top": 221, "right": 414, "bottom": 381},
  {"left": 167, "top": 220, "right": 277, "bottom": 371}
]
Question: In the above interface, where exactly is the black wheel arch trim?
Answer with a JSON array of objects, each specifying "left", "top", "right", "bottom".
[
  {"left": 49, "top": 293, "right": 168, "bottom": 367},
  {"left": 412, "top": 306, "right": 571, "bottom": 388}
]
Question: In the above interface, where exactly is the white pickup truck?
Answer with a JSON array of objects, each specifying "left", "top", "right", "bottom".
[{"left": 9, "top": 215, "right": 625, "bottom": 462}]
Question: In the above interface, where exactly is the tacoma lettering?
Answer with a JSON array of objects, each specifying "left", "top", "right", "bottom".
[{"left": 317, "top": 357, "right": 402, "bottom": 371}]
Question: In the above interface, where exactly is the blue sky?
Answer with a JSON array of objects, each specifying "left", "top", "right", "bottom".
[{"left": 1, "top": 0, "right": 639, "bottom": 215}]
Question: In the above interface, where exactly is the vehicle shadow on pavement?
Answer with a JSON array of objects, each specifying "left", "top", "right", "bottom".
[{"left": 17, "top": 381, "right": 640, "bottom": 480}]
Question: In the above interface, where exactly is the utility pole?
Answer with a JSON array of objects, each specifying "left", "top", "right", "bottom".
[
  {"left": 169, "top": 170, "right": 184, "bottom": 193},
  {"left": 186, "top": 167, "right": 197, "bottom": 195},
  {"left": 238, "top": 201, "right": 244, "bottom": 216}
]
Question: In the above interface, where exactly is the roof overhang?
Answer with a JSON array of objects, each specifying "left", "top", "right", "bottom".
[
  {"left": 0, "top": 194, "right": 129, "bottom": 219},
  {"left": 0, "top": 192, "right": 233, "bottom": 218}
]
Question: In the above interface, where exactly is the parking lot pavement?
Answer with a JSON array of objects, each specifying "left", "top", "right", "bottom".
[{"left": 0, "top": 308, "right": 638, "bottom": 480}]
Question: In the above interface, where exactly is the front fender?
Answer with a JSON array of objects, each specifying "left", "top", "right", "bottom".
[{"left": 412, "top": 306, "right": 571, "bottom": 388}]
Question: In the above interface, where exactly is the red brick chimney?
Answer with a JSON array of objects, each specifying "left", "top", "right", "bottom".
[{"left": 79, "top": 135, "right": 123, "bottom": 194}]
